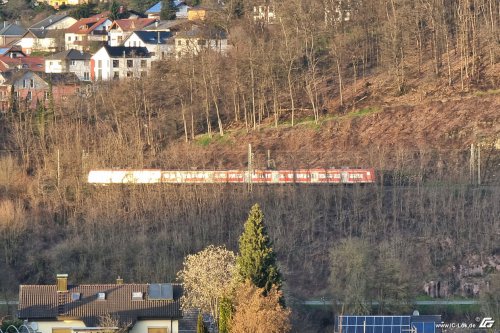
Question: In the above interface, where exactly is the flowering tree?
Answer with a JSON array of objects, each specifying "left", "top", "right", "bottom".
[{"left": 177, "top": 245, "right": 236, "bottom": 322}]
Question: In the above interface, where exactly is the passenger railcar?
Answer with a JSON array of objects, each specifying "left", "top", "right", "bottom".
[{"left": 88, "top": 168, "right": 376, "bottom": 185}]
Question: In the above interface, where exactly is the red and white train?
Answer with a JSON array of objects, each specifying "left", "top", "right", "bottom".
[{"left": 87, "top": 168, "right": 376, "bottom": 184}]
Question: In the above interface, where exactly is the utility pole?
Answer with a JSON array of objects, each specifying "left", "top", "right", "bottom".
[
  {"left": 470, "top": 143, "right": 475, "bottom": 184},
  {"left": 57, "top": 149, "right": 60, "bottom": 187},
  {"left": 470, "top": 143, "right": 482, "bottom": 185},
  {"left": 477, "top": 144, "right": 481, "bottom": 185},
  {"left": 248, "top": 144, "right": 253, "bottom": 192}
]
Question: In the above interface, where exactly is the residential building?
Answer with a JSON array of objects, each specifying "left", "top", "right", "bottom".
[
  {"left": 0, "top": 70, "right": 79, "bottom": 111},
  {"left": 107, "top": 18, "right": 157, "bottom": 47},
  {"left": 187, "top": 7, "right": 208, "bottom": 21},
  {"left": 65, "top": 16, "right": 112, "bottom": 52},
  {"left": 45, "top": 49, "right": 92, "bottom": 81},
  {"left": 123, "top": 31, "right": 173, "bottom": 60},
  {"left": 91, "top": 45, "right": 151, "bottom": 81},
  {"left": 253, "top": 3, "right": 276, "bottom": 24},
  {"left": 16, "top": 14, "right": 77, "bottom": 54},
  {"left": 0, "top": 55, "right": 44, "bottom": 72},
  {"left": 0, "top": 22, "right": 27, "bottom": 46},
  {"left": 36, "top": 0, "right": 108, "bottom": 9},
  {"left": 337, "top": 315, "right": 442, "bottom": 333},
  {"left": 0, "top": 45, "right": 26, "bottom": 58},
  {"left": 17, "top": 274, "right": 196, "bottom": 333},
  {"left": 145, "top": 1, "right": 191, "bottom": 20},
  {"left": 174, "top": 24, "right": 228, "bottom": 58}
]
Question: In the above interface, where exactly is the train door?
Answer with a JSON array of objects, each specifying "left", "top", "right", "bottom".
[
  {"left": 341, "top": 171, "right": 349, "bottom": 183},
  {"left": 271, "top": 171, "right": 280, "bottom": 183},
  {"left": 311, "top": 172, "right": 319, "bottom": 183}
]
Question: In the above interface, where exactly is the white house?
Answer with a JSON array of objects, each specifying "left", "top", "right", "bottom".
[
  {"left": 91, "top": 45, "right": 152, "bottom": 81},
  {"left": 45, "top": 49, "right": 92, "bottom": 81},
  {"left": 174, "top": 24, "right": 228, "bottom": 58},
  {"left": 107, "top": 18, "right": 157, "bottom": 47},
  {"left": 18, "top": 274, "right": 197, "bottom": 333},
  {"left": 65, "top": 16, "right": 112, "bottom": 51},
  {"left": 123, "top": 30, "right": 173, "bottom": 60},
  {"left": 16, "top": 14, "right": 77, "bottom": 54}
]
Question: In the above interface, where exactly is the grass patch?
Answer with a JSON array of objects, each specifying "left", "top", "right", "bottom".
[
  {"left": 195, "top": 133, "right": 233, "bottom": 147},
  {"left": 348, "top": 107, "right": 381, "bottom": 118},
  {"left": 474, "top": 89, "right": 500, "bottom": 96}
]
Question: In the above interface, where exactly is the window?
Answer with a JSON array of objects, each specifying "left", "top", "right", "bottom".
[
  {"left": 97, "top": 292, "right": 106, "bottom": 300},
  {"left": 44, "top": 91, "right": 49, "bottom": 100},
  {"left": 30, "top": 79, "right": 34, "bottom": 88},
  {"left": 53, "top": 329, "right": 71, "bottom": 333},
  {"left": 141, "top": 60, "right": 147, "bottom": 68},
  {"left": 197, "top": 39, "right": 206, "bottom": 46},
  {"left": 26, "top": 91, "right": 32, "bottom": 101},
  {"left": 132, "top": 292, "right": 143, "bottom": 300},
  {"left": 22, "top": 80, "right": 26, "bottom": 88},
  {"left": 126, "top": 71, "right": 133, "bottom": 78},
  {"left": 97, "top": 60, "right": 102, "bottom": 68},
  {"left": 113, "top": 71, "right": 119, "bottom": 80},
  {"left": 127, "top": 60, "right": 133, "bottom": 68},
  {"left": 113, "top": 60, "right": 119, "bottom": 68},
  {"left": 177, "top": 40, "right": 182, "bottom": 45},
  {"left": 71, "top": 292, "right": 81, "bottom": 301},
  {"left": 70, "top": 60, "right": 76, "bottom": 66},
  {"left": 83, "top": 72, "right": 90, "bottom": 81},
  {"left": 147, "top": 328, "right": 168, "bottom": 333},
  {"left": 67, "top": 36, "right": 72, "bottom": 41}
]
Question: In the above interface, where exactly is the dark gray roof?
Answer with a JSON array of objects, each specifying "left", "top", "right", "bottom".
[
  {"left": 29, "top": 14, "right": 70, "bottom": 30},
  {"left": 37, "top": 72, "right": 80, "bottom": 85},
  {"left": 28, "top": 29, "right": 63, "bottom": 39},
  {"left": 175, "top": 25, "right": 226, "bottom": 40},
  {"left": 0, "top": 23, "right": 27, "bottom": 37},
  {"left": 133, "top": 31, "right": 172, "bottom": 45},
  {"left": 19, "top": 283, "right": 183, "bottom": 327},
  {"left": 46, "top": 49, "right": 92, "bottom": 61},
  {"left": 103, "top": 45, "right": 150, "bottom": 58},
  {"left": 178, "top": 308, "right": 198, "bottom": 333}
]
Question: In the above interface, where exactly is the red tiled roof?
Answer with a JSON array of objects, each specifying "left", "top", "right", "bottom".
[
  {"left": 110, "top": 18, "right": 157, "bottom": 32},
  {"left": 18, "top": 283, "right": 183, "bottom": 327},
  {"left": 0, "top": 56, "right": 44, "bottom": 72},
  {"left": 66, "top": 17, "right": 109, "bottom": 35}
]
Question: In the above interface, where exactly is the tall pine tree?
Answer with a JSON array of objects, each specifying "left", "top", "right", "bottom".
[
  {"left": 236, "top": 204, "right": 282, "bottom": 293},
  {"left": 160, "top": 0, "right": 177, "bottom": 20}
]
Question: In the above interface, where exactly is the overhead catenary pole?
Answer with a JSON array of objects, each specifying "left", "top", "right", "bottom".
[
  {"left": 477, "top": 144, "right": 481, "bottom": 185},
  {"left": 57, "top": 149, "right": 60, "bottom": 187},
  {"left": 248, "top": 144, "right": 253, "bottom": 192},
  {"left": 470, "top": 143, "right": 475, "bottom": 184}
]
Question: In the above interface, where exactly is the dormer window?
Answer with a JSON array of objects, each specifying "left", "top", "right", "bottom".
[
  {"left": 132, "top": 292, "right": 143, "bottom": 300},
  {"left": 71, "top": 292, "right": 81, "bottom": 301},
  {"left": 97, "top": 292, "right": 106, "bottom": 300}
]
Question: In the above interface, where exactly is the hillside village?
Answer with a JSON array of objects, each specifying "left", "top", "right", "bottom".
[
  {"left": 0, "top": 0, "right": 498, "bottom": 332},
  {"left": 0, "top": 0, "right": 240, "bottom": 111}
]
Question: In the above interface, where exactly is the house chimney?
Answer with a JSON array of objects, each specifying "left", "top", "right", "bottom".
[
  {"left": 116, "top": 276, "right": 124, "bottom": 285},
  {"left": 56, "top": 274, "right": 68, "bottom": 292}
]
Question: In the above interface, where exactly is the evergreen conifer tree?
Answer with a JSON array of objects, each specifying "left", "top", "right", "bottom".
[
  {"left": 218, "top": 297, "right": 232, "bottom": 333},
  {"left": 110, "top": 1, "right": 121, "bottom": 21},
  {"left": 160, "top": 0, "right": 177, "bottom": 20},
  {"left": 236, "top": 204, "right": 282, "bottom": 293},
  {"left": 196, "top": 312, "right": 207, "bottom": 333}
]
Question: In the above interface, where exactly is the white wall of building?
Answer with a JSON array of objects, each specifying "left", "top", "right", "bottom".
[
  {"left": 29, "top": 320, "right": 86, "bottom": 333},
  {"left": 129, "top": 320, "right": 178, "bottom": 333}
]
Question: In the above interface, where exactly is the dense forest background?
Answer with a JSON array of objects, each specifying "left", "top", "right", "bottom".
[{"left": 0, "top": 0, "right": 499, "bottom": 331}]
